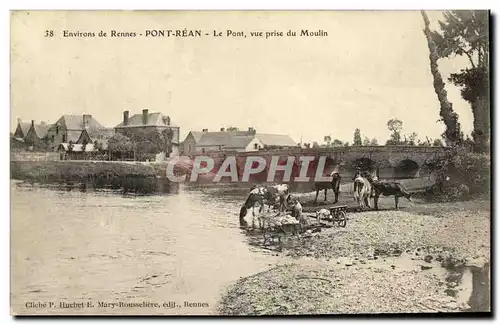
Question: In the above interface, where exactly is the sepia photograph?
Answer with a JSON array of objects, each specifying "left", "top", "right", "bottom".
[{"left": 9, "top": 9, "right": 491, "bottom": 316}]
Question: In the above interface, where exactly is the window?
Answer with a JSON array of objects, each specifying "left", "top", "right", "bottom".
[
  {"left": 56, "top": 126, "right": 59, "bottom": 135},
  {"left": 188, "top": 144, "right": 192, "bottom": 152},
  {"left": 254, "top": 143, "right": 259, "bottom": 150},
  {"left": 62, "top": 134, "right": 67, "bottom": 142},
  {"left": 202, "top": 148, "right": 205, "bottom": 153},
  {"left": 51, "top": 135, "right": 55, "bottom": 142}
]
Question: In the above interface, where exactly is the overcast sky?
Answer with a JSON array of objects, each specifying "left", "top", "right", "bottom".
[{"left": 11, "top": 10, "right": 474, "bottom": 144}]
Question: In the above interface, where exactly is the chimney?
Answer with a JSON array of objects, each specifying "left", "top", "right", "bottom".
[
  {"left": 17, "top": 118, "right": 21, "bottom": 124},
  {"left": 123, "top": 110, "right": 129, "bottom": 126},
  {"left": 31, "top": 120, "right": 34, "bottom": 127},
  {"left": 166, "top": 116, "right": 171, "bottom": 126},
  {"left": 202, "top": 128, "right": 208, "bottom": 132},
  {"left": 248, "top": 127, "right": 256, "bottom": 134},
  {"left": 142, "top": 109, "right": 149, "bottom": 125},
  {"left": 220, "top": 127, "right": 225, "bottom": 132},
  {"left": 83, "top": 114, "right": 92, "bottom": 128}
]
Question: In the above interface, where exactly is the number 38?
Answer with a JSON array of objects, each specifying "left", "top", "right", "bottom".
[{"left": 44, "top": 30, "right": 54, "bottom": 37}]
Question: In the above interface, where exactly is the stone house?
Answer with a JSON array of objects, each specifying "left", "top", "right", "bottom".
[
  {"left": 183, "top": 127, "right": 297, "bottom": 154},
  {"left": 46, "top": 114, "right": 105, "bottom": 149}
]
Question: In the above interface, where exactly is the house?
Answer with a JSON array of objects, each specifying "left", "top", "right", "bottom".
[
  {"left": 46, "top": 114, "right": 105, "bottom": 149},
  {"left": 182, "top": 131, "right": 204, "bottom": 154},
  {"left": 114, "top": 109, "right": 180, "bottom": 153},
  {"left": 77, "top": 128, "right": 114, "bottom": 150},
  {"left": 56, "top": 142, "right": 98, "bottom": 160},
  {"left": 24, "top": 120, "right": 50, "bottom": 149},
  {"left": 13, "top": 118, "right": 31, "bottom": 140},
  {"left": 184, "top": 127, "right": 298, "bottom": 154}
]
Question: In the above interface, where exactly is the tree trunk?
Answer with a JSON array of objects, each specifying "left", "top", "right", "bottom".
[{"left": 421, "top": 10, "right": 462, "bottom": 146}]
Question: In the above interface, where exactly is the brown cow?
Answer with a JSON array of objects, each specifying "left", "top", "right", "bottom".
[{"left": 313, "top": 172, "right": 341, "bottom": 204}]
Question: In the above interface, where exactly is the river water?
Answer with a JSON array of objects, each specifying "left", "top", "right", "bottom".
[{"left": 10, "top": 180, "right": 281, "bottom": 315}]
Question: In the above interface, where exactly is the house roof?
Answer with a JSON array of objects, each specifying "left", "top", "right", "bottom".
[
  {"left": 115, "top": 112, "right": 177, "bottom": 128},
  {"left": 67, "top": 130, "right": 84, "bottom": 143},
  {"left": 88, "top": 128, "right": 114, "bottom": 141},
  {"left": 189, "top": 131, "right": 204, "bottom": 143},
  {"left": 33, "top": 123, "right": 50, "bottom": 138},
  {"left": 195, "top": 131, "right": 255, "bottom": 148},
  {"left": 54, "top": 115, "right": 104, "bottom": 131},
  {"left": 17, "top": 123, "right": 31, "bottom": 137},
  {"left": 256, "top": 134, "right": 297, "bottom": 147},
  {"left": 224, "top": 135, "right": 256, "bottom": 149}
]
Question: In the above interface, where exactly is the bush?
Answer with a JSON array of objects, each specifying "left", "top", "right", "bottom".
[{"left": 425, "top": 148, "right": 490, "bottom": 201}]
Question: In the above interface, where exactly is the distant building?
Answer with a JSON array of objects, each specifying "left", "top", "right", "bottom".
[
  {"left": 24, "top": 120, "right": 50, "bottom": 149},
  {"left": 46, "top": 114, "right": 105, "bottom": 149},
  {"left": 77, "top": 128, "right": 114, "bottom": 150},
  {"left": 114, "top": 109, "right": 180, "bottom": 153},
  {"left": 183, "top": 127, "right": 297, "bottom": 154}
]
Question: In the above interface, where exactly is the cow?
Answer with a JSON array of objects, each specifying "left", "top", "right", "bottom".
[
  {"left": 239, "top": 184, "right": 291, "bottom": 229},
  {"left": 364, "top": 173, "right": 412, "bottom": 210},
  {"left": 353, "top": 173, "right": 372, "bottom": 210},
  {"left": 313, "top": 172, "right": 341, "bottom": 204}
]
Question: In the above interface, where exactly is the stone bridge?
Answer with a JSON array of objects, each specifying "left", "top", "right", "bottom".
[{"left": 190, "top": 146, "right": 451, "bottom": 182}]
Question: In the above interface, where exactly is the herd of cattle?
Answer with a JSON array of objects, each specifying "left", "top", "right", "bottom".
[{"left": 239, "top": 169, "right": 413, "bottom": 230}]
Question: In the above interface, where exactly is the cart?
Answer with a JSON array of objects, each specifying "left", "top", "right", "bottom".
[{"left": 329, "top": 205, "right": 347, "bottom": 227}]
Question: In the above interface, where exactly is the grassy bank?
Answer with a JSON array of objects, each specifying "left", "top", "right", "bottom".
[{"left": 10, "top": 160, "right": 157, "bottom": 181}]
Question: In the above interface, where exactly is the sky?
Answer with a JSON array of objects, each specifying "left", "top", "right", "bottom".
[{"left": 10, "top": 10, "right": 476, "bottom": 145}]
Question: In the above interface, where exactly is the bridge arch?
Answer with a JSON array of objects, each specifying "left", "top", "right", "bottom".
[
  {"left": 350, "top": 157, "right": 379, "bottom": 178},
  {"left": 394, "top": 159, "right": 420, "bottom": 179}
]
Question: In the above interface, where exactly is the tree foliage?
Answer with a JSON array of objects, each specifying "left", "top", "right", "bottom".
[
  {"left": 323, "top": 135, "right": 331, "bottom": 147},
  {"left": 421, "top": 10, "right": 463, "bottom": 148},
  {"left": 386, "top": 118, "right": 403, "bottom": 145},
  {"left": 428, "top": 10, "right": 489, "bottom": 152},
  {"left": 353, "top": 128, "right": 362, "bottom": 146},
  {"left": 107, "top": 133, "right": 133, "bottom": 154}
]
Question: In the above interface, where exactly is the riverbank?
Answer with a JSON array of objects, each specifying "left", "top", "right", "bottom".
[
  {"left": 11, "top": 160, "right": 157, "bottom": 181},
  {"left": 218, "top": 199, "right": 490, "bottom": 315}
]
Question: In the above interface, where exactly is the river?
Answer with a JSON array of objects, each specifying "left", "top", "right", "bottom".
[{"left": 10, "top": 180, "right": 281, "bottom": 315}]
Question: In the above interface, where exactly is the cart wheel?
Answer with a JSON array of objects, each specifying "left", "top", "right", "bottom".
[{"left": 337, "top": 211, "right": 347, "bottom": 227}]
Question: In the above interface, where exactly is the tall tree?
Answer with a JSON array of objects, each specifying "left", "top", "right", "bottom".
[
  {"left": 331, "top": 139, "right": 344, "bottom": 147},
  {"left": 429, "top": 10, "right": 489, "bottom": 152},
  {"left": 386, "top": 118, "right": 403, "bottom": 145},
  {"left": 353, "top": 128, "right": 362, "bottom": 146},
  {"left": 421, "top": 10, "right": 463, "bottom": 147},
  {"left": 370, "top": 138, "right": 379, "bottom": 146}
]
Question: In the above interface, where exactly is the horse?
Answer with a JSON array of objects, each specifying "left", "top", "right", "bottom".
[
  {"left": 363, "top": 173, "right": 412, "bottom": 210},
  {"left": 313, "top": 172, "right": 341, "bottom": 204},
  {"left": 353, "top": 173, "right": 372, "bottom": 210}
]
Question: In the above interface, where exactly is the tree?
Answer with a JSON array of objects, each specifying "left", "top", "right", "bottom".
[
  {"left": 353, "top": 129, "right": 362, "bottom": 146},
  {"left": 323, "top": 135, "right": 331, "bottom": 147},
  {"left": 162, "top": 128, "right": 174, "bottom": 155},
  {"left": 429, "top": 10, "right": 489, "bottom": 152},
  {"left": 107, "top": 133, "right": 133, "bottom": 160},
  {"left": 421, "top": 10, "right": 463, "bottom": 147},
  {"left": 407, "top": 132, "right": 418, "bottom": 146},
  {"left": 386, "top": 118, "right": 403, "bottom": 145},
  {"left": 331, "top": 139, "right": 344, "bottom": 147},
  {"left": 433, "top": 138, "right": 444, "bottom": 147},
  {"left": 362, "top": 136, "right": 371, "bottom": 146},
  {"left": 370, "top": 138, "right": 379, "bottom": 146},
  {"left": 312, "top": 141, "right": 320, "bottom": 148}
]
